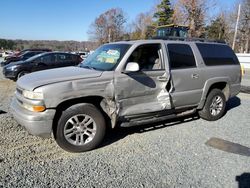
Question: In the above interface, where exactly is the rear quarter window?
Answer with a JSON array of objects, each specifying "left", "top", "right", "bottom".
[{"left": 196, "top": 43, "right": 239, "bottom": 66}]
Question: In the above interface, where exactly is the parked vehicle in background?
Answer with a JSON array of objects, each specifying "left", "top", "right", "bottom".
[
  {"left": 4, "top": 48, "right": 51, "bottom": 61},
  {"left": 77, "top": 51, "right": 89, "bottom": 60},
  {"left": 15, "top": 48, "right": 52, "bottom": 56},
  {"left": 1, "top": 51, "right": 46, "bottom": 67},
  {"left": 11, "top": 39, "right": 241, "bottom": 152},
  {"left": 156, "top": 24, "right": 189, "bottom": 38},
  {"left": 3, "top": 52, "right": 82, "bottom": 80},
  {"left": 1, "top": 51, "right": 14, "bottom": 58}
]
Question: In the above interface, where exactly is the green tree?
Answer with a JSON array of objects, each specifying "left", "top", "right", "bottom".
[
  {"left": 206, "top": 15, "right": 227, "bottom": 40},
  {"left": 145, "top": 25, "right": 156, "bottom": 39},
  {"left": 0, "top": 39, "right": 16, "bottom": 50},
  {"left": 154, "top": 0, "right": 174, "bottom": 26}
]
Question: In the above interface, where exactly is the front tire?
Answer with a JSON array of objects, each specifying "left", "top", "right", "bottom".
[
  {"left": 55, "top": 103, "right": 106, "bottom": 152},
  {"left": 198, "top": 89, "right": 226, "bottom": 121},
  {"left": 17, "top": 71, "right": 29, "bottom": 79}
]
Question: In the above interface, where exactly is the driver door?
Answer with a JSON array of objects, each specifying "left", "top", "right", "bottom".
[{"left": 114, "top": 43, "right": 172, "bottom": 117}]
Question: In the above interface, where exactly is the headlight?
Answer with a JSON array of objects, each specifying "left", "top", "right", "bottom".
[
  {"left": 23, "top": 90, "right": 44, "bottom": 100},
  {"left": 6, "top": 65, "right": 19, "bottom": 70}
]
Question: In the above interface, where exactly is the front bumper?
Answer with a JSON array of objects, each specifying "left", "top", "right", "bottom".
[
  {"left": 0, "top": 61, "right": 6, "bottom": 67},
  {"left": 2, "top": 67, "right": 17, "bottom": 79},
  {"left": 10, "top": 97, "right": 56, "bottom": 138}
]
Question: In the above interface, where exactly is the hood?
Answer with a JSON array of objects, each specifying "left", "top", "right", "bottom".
[
  {"left": 17, "top": 66, "right": 103, "bottom": 91},
  {"left": 5, "top": 60, "right": 24, "bottom": 66}
]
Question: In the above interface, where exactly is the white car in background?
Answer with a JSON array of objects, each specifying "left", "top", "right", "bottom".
[{"left": 1, "top": 51, "right": 14, "bottom": 58}]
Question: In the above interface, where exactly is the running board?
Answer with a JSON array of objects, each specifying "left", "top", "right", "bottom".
[{"left": 120, "top": 109, "right": 196, "bottom": 128}]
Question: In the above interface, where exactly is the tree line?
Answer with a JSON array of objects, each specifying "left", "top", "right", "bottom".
[
  {"left": 0, "top": 39, "right": 98, "bottom": 52},
  {"left": 88, "top": 0, "right": 250, "bottom": 53}
]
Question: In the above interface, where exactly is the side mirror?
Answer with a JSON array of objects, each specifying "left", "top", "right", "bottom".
[{"left": 124, "top": 62, "right": 139, "bottom": 73}]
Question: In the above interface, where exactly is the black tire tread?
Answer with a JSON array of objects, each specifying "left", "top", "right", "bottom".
[
  {"left": 198, "top": 89, "right": 226, "bottom": 121},
  {"left": 55, "top": 103, "right": 106, "bottom": 152}
]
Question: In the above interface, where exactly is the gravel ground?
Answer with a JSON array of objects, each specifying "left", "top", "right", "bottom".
[{"left": 0, "top": 65, "right": 250, "bottom": 187}]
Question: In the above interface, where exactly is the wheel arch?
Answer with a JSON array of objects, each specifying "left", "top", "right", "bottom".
[
  {"left": 16, "top": 69, "right": 30, "bottom": 79},
  {"left": 198, "top": 78, "right": 230, "bottom": 110},
  {"left": 52, "top": 96, "right": 112, "bottom": 138}
]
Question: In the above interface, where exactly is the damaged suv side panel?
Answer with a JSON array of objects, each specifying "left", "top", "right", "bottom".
[
  {"left": 35, "top": 72, "right": 118, "bottom": 126},
  {"left": 114, "top": 41, "right": 172, "bottom": 117}
]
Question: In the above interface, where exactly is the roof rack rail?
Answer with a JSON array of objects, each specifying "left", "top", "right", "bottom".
[{"left": 151, "top": 36, "right": 226, "bottom": 44}]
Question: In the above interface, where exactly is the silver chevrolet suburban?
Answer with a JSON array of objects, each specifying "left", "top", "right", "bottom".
[{"left": 11, "top": 39, "right": 241, "bottom": 152}]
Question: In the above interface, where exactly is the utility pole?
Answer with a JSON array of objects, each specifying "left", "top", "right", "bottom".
[
  {"left": 232, "top": 4, "right": 241, "bottom": 51},
  {"left": 108, "top": 28, "right": 111, "bottom": 43}
]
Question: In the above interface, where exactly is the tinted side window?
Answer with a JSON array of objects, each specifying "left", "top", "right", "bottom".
[
  {"left": 167, "top": 44, "right": 196, "bottom": 69},
  {"left": 57, "top": 54, "right": 72, "bottom": 62},
  {"left": 22, "top": 54, "right": 29, "bottom": 59},
  {"left": 196, "top": 43, "right": 239, "bottom": 66},
  {"left": 40, "top": 55, "right": 56, "bottom": 63},
  {"left": 32, "top": 52, "right": 40, "bottom": 56},
  {"left": 24, "top": 52, "right": 36, "bottom": 58},
  {"left": 72, "top": 55, "right": 79, "bottom": 61},
  {"left": 66, "top": 54, "right": 73, "bottom": 61},
  {"left": 57, "top": 54, "right": 66, "bottom": 62}
]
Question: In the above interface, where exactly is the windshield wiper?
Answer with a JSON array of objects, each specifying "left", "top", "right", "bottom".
[
  {"left": 81, "top": 65, "right": 100, "bottom": 71},
  {"left": 81, "top": 65, "right": 93, "bottom": 69}
]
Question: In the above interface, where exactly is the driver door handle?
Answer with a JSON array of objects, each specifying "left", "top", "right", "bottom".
[{"left": 157, "top": 76, "right": 168, "bottom": 82}]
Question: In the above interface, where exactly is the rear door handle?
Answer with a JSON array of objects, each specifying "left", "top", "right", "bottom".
[{"left": 191, "top": 74, "right": 199, "bottom": 79}]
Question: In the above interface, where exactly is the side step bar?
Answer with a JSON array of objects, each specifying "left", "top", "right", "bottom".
[{"left": 120, "top": 109, "right": 196, "bottom": 128}]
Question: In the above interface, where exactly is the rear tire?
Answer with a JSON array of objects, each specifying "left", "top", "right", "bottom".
[
  {"left": 55, "top": 103, "right": 106, "bottom": 152},
  {"left": 198, "top": 89, "right": 226, "bottom": 121}
]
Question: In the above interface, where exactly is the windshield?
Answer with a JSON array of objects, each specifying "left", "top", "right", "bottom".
[
  {"left": 25, "top": 52, "right": 47, "bottom": 62},
  {"left": 19, "top": 51, "right": 30, "bottom": 58},
  {"left": 80, "top": 44, "right": 131, "bottom": 71}
]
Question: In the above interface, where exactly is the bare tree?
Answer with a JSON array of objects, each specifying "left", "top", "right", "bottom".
[
  {"left": 176, "top": 0, "right": 213, "bottom": 37},
  {"left": 130, "top": 12, "right": 155, "bottom": 40},
  {"left": 227, "top": 0, "right": 250, "bottom": 53},
  {"left": 88, "top": 8, "right": 127, "bottom": 44},
  {"left": 172, "top": 1, "right": 187, "bottom": 25},
  {"left": 239, "top": 0, "right": 250, "bottom": 53}
]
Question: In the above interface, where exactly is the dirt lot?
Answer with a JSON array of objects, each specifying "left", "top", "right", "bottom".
[{"left": 0, "top": 64, "right": 250, "bottom": 187}]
